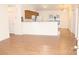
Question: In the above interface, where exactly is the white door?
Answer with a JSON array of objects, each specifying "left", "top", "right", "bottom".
[
  {"left": 8, "top": 5, "right": 17, "bottom": 33},
  {"left": 74, "top": 6, "right": 79, "bottom": 55},
  {"left": 8, "top": 5, "right": 22, "bottom": 34},
  {"left": 75, "top": 7, "right": 79, "bottom": 55},
  {"left": 77, "top": 10, "right": 79, "bottom": 55}
]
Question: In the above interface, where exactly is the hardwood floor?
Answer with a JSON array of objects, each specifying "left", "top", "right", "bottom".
[{"left": 0, "top": 28, "right": 77, "bottom": 55}]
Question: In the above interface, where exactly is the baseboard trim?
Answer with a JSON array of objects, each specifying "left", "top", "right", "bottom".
[{"left": 0, "top": 35, "right": 9, "bottom": 41}]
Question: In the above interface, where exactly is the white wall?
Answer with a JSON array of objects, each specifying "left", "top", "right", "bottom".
[
  {"left": 38, "top": 10, "right": 59, "bottom": 21},
  {"left": 38, "top": 10, "right": 69, "bottom": 28},
  {"left": 0, "top": 5, "right": 9, "bottom": 41}
]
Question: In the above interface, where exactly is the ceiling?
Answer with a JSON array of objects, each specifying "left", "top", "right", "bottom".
[
  {"left": 8, "top": 4, "right": 79, "bottom": 10},
  {"left": 23, "top": 4, "right": 74, "bottom": 10}
]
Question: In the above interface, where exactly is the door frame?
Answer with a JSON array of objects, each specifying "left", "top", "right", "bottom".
[{"left": 74, "top": 6, "right": 79, "bottom": 55}]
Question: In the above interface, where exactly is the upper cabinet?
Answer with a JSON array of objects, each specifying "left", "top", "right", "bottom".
[{"left": 25, "top": 10, "right": 39, "bottom": 19}]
